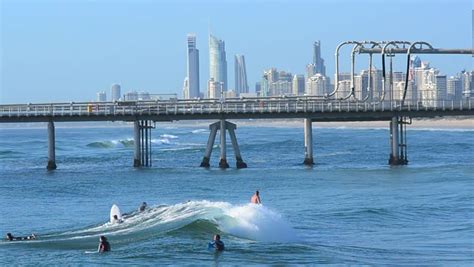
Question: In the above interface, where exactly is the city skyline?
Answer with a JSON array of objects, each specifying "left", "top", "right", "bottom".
[{"left": 1, "top": 0, "right": 472, "bottom": 103}]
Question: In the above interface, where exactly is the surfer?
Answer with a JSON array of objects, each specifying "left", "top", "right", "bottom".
[
  {"left": 250, "top": 190, "right": 261, "bottom": 204},
  {"left": 138, "top": 202, "right": 147, "bottom": 212},
  {"left": 112, "top": 215, "right": 123, "bottom": 224},
  {"left": 5, "top": 233, "right": 36, "bottom": 241},
  {"left": 209, "top": 234, "right": 225, "bottom": 251},
  {"left": 98, "top": 236, "right": 111, "bottom": 253}
]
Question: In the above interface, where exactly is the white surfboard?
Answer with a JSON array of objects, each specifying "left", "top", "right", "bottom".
[{"left": 110, "top": 204, "right": 123, "bottom": 223}]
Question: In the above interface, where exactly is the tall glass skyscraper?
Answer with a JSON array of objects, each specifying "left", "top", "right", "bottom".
[
  {"left": 234, "top": 54, "right": 248, "bottom": 95},
  {"left": 209, "top": 34, "right": 227, "bottom": 95},
  {"left": 312, "top": 41, "right": 326, "bottom": 76},
  {"left": 185, "top": 34, "right": 200, "bottom": 99}
]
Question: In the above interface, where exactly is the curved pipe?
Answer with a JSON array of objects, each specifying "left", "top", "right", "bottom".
[
  {"left": 350, "top": 41, "right": 385, "bottom": 102},
  {"left": 380, "top": 41, "right": 411, "bottom": 102},
  {"left": 363, "top": 42, "right": 385, "bottom": 102},
  {"left": 401, "top": 41, "right": 433, "bottom": 106},
  {"left": 326, "top": 41, "right": 362, "bottom": 98}
]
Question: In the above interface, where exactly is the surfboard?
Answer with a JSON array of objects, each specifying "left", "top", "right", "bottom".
[{"left": 110, "top": 204, "right": 123, "bottom": 223}]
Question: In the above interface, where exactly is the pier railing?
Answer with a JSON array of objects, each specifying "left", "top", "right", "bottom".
[{"left": 0, "top": 98, "right": 472, "bottom": 118}]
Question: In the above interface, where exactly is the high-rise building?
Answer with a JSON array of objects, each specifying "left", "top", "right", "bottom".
[
  {"left": 261, "top": 74, "right": 269, "bottom": 97},
  {"left": 292, "top": 75, "right": 305, "bottom": 95},
  {"left": 184, "top": 34, "right": 200, "bottom": 99},
  {"left": 234, "top": 54, "right": 249, "bottom": 95},
  {"left": 262, "top": 68, "right": 293, "bottom": 96},
  {"left": 312, "top": 41, "right": 326, "bottom": 76},
  {"left": 97, "top": 91, "right": 106, "bottom": 102},
  {"left": 182, "top": 77, "right": 189, "bottom": 99},
  {"left": 447, "top": 76, "right": 463, "bottom": 101},
  {"left": 462, "top": 71, "right": 473, "bottom": 98},
  {"left": 306, "top": 74, "right": 327, "bottom": 96},
  {"left": 255, "top": 82, "right": 261, "bottom": 95},
  {"left": 306, "top": 63, "right": 316, "bottom": 78},
  {"left": 111, "top": 84, "right": 121, "bottom": 101},
  {"left": 208, "top": 78, "right": 223, "bottom": 99},
  {"left": 209, "top": 34, "right": 227, "bottom": 97}
]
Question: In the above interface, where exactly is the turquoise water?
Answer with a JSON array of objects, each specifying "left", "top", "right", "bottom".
[{"left": 0, "top": 124, "right": 473, "bottom": 265}]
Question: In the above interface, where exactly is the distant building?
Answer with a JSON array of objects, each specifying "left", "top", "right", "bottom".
[
  {"left": 209, "top": 34, "right": 227, "bottom": 96},
  {"left": 447, "top": 76, "right": 463, "bottom": 101},
  {"left": 306, "top": 63, "right": 316, "bottom": 79},
  {"left": 208, "top": 78, "right": 223, "bottom": 99},
  {"left": 334, "top": 72, "right": 351, "bottom": 99},
  {"left": 184, "top": 34, "right": 200, "bottom": 99},
  {"left": 462, "top": 71, "right": 473, "bottom": 98},
  {"left": 306, "top": 74, "right": 327, "bottom": 96},
  {"left": 124, "top": 91, "right": 138, "bottom": 101},
  {"left": 97, "top": 91, "right": 106, "bottom": 102},
  {"left": 312, "top": 41, "right": 326, "bottom": 76},
  {"left": 261, "top": 68, "right": 294, "bottom": 96},
  {"left": 261, "top": 74, "right": 269, "bottom": 97},
  {"left": 182, "top": 77, "right": 189, "bottom": 99},
  {"left": 111, "top": 84, "right": 121, "bottom": 101},
  {"left": 255, "top": 82, "right": 261, "bottom": 96},
  {"left": 138, "top": 92, "right": 151, "bottom": 101},
  {"left": 292, "top": 74, "right": 305, "bottom": 95},
  {"left": 234, "top": 54, "right": 249, "bottom": 95}
]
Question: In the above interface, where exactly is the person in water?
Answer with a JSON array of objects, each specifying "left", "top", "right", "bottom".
[
  {"left": 251, "top": 190, "right": 261, "bottom": 204},
  {"left": 6, "top": 233, "right": 36, "bottom": 241},
  {"left": 139, "top": 202, "right": 147, "bottom": 212},
  {"left": 209, "top": 234, "right": 225, "bottom": 251},
  {"left": 98, "top": 235, "right": 111, "bottom": 253}
]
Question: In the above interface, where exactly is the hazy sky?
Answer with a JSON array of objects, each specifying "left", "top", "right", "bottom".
[{"left": 0, "top": 0, "right": 472, "bottom": 103}]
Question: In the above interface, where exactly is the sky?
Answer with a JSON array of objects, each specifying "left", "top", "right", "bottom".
[{"left": 0, "top": 0, "right": 472, "bottom": 103}]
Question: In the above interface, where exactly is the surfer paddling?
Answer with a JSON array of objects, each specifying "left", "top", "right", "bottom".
[
  {"left": 98, "top": 236, "right": 111, "bottom": 253},
  {"left": 250, "top": 190, "right": 261, "bottom": 204},
  {"left": 209, "top": 234, "right": 225, "bottom": 251},
  {"left": 5, "top": 232, "right": 36, "bottom": 241}
]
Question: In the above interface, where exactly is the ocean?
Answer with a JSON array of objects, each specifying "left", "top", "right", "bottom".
[{"left": 0, "top": 123, "right": 473, "bottom": 265}]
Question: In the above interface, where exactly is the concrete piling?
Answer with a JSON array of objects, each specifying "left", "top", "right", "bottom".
[
  {"left": 200, "top": 122, "right": 219, "bottom": 168},
  {"left": 219, "top": 119, "right": 229, "bottom": 168},
  {"left": 303, "top": 118, "right": 314, "bottom": 165},
  {"left": 389, "top": 116, "right": 408, "bottom": 165},
  {"left": 47, "top": 120, "right": 57, "bottom": 170},
  {"left": 201, "top": 120, "right": 246, "bottom": 168},
  {"left": 133, "top": 120, "right": 141, "bottom": 167}
]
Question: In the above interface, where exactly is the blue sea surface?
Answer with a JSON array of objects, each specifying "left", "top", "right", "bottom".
[{"left": 0, "top": 123, "right": 473, "bottom": 265}]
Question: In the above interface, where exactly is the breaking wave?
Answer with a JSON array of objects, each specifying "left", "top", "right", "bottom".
[{"left": 0, "top": 201, "right": 298, "bottom": 249}]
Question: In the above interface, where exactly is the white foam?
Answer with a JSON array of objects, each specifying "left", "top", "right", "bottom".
[
  {"left": 160, "top": 134, "right": 178, "bottom": 139},
  {"left": 191, "top": 129, "right": 208, "bottom": 134}
]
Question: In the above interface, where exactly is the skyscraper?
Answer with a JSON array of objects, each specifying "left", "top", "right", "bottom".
[
  {"left": 111, "top": 84, "right": 121, "bottom": 101},
  {"left": 209, "top": 34, "right": 227, "bottom": 97},
  {"left": 234, "top": 55, "right": 249, "bottom": 95},
  {"left": 97, "top": 91, "right": 106, "bottom": 102},
  {"left": 312, "top": 41, "right": 326, "bottom": 76},
  {"left": 184, "top": 34, "right": 200, "bottom": 99},
  {"left": 292, "top": 75, "right": 305, "bottom": 95}
]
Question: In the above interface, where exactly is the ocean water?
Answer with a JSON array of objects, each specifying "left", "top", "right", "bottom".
[{"left": 0, "top": 122, "right": 473, "bottom": 265}]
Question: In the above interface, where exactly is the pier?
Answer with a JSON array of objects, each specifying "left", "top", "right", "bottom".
[{"left": 0, "top": 40, "right": 472, "bottom": 169}]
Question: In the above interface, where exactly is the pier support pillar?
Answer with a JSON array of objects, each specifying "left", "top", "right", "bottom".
[
  {"left": 389, "top": 116, "right": 408, "bottom": 165},
  {"left": 47, "top": 120, "right": 57, "bottom": 170},
  {"left": 133, "top": 120, "right": 141, "bottom": 167},
  {"left": 133, "top": 120, "right": 154, "bottom": 167},
  {"left": 200, "top": 122, "right": 219, "bottom": 168},
  {"left": 219, "top": 119, "right": 229, "bottom": 168},
  {"left": 228, "top": 124, "right": 247, "bottom": 169},
  {"left": 303, "top": 118, "right": 314, "bottom": 165},
  {"left": 200, "top": 120, "right": 246, "bottom": 168}
]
